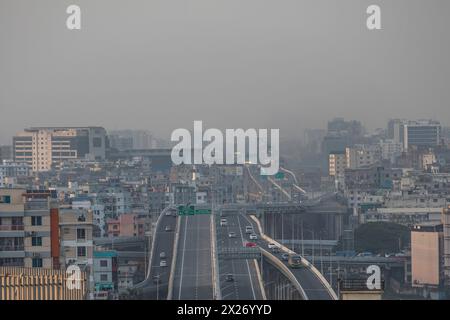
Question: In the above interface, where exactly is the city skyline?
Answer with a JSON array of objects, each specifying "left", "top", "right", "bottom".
[{"left": 2, "top": 0, "right": 450, "bottom": 145}]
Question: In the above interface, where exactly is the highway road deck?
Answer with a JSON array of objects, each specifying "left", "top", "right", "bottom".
[
  {"left": 217, "top": 213, "right": 264, "bottom": 300},
  {"left": 173, "top": 214, "right": 214, "bottom": 300}
]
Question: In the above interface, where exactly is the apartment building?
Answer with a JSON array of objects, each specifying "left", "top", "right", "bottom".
[
  {"left": 0, "top": 161, "right": 30, "bottom": 188},
  {"left": 106, "top": 213, "right": 146, "bottom": 238},
  {"left": 379, "top": 139, "right": 403, "bottom": 164},
  {"left": 411, "top": 222, "right": 445, "bottom": 299},
  {"left": 58, "top": 207, "right": 94, "bottom": 268},
  {"left": 93, "top": 250, "right": 118, "bottom": 295},
  {"left": 329, "top": 151, "right": 346, "bottom": 189},
  {"left": 345, "top": 144, "right": 382, "bottom": 169},
  {"left": 443, "top": 206, "right": 450, "bottom": 288},
  {"left": 13, "top": 127, "right": 107, "bottom": 172},
  {"left": 0, "top": 189, "right": 59, "bottom": 269}
]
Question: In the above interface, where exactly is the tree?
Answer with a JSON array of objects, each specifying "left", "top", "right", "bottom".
[{"left": 354, "top": 222, "right": 410, "bottom": 254}]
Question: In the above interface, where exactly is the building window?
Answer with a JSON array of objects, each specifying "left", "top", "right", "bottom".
[
  {"left": 32, "top": 258, "right": 43, "bottom": 268},
  {"left": 100, "top": 260, "right": 108, "bottom": 267},
  {"left": 77, "top": 228, "right": 86, "bottom": 240},
  {"left": 31, "top": 216, "right": 42, "bottom": 226},
  {"left": 77, "top": 246, "right": 86, "bottom": 257},
  {"left": 93, "top": 137, "right": 102, "bottom": 148},
  {"left": 31, "top": 237, "right": 42, "bottom": 246},
  {"left": 100, "top": 274, "right": 108, "bottom": 282},
  {"left": 0, "top": 196, "right": 11, "bottom": 204}
]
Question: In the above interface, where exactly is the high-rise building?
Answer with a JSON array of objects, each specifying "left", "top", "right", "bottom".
[
  {"left": 329, "top": 151, "right": 346, "bottom": 188},
  {"left": 13, "top": 127, "right": 107, "bottom": 172},
  {"left": 403, "top": 120, "right": 441, "bottom": 151},
  {"left": 387, "top": 119, "right": 406, "bottom": 144}
]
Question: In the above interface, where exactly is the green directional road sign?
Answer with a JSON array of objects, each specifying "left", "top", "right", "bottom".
[
  {"left": 178, "top": 205, "right": 211, "bottom": 216},
  {"left": 274, "top": 172, "right": 285, "bottom": 180}
]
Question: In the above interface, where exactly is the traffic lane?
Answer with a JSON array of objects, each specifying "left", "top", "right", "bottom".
[
  {"left": 173, "top": 216, "right": 191, "bottom": 300},
  {"left": 217, "top": 214, "right": 240, "bottom": 300},
  {"left": 292, "top": 267, "right": 332, "bottom": 300},
  {"left": 173, "top": 215, "right": 214, "bottom": 300},
  {"left": 241, "top": 215, "right": 332, "bottom": 300},
  {"left": 218, "top": 214, "right": 258, "bottom": 300},
  {"left": 236, "top": 215, "right": 264, "bottom": 300},
  {"left": 144, "top": 213, "right": 177, "bottom": 299},
  {"left": 258, "top": 244, "right": 332, "bottom": 300},
  {"left": 219, "top": 216, "right": 251, "bottom": 300},
  {"left": 193, "top": 215, "right": 214, "bottom": 299}
]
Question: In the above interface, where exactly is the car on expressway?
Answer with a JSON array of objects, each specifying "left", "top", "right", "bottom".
[
  {"left": 249, "top": 233, "right": 258, "bottom": 240},
  {"left": 228, "top": 232, "right": 237, "bottom": 238},
  {"left": 165, "top": 225, "right": 172, "bottom": 232},
  {"left": 159, "top": 252, "right": 166, "bottom": 259},
  {"left": 268, "top": 243, "right": 277, "bottom": 249},
  {"left": 245, "top": 242, "right": 257, "bottom": 248},
  {"left": 225, "top": 274, "right": 234, "bottom": 282},
  {"left": 281, "top": 253, "right": 290, "bottom": 261},
  {"left": 245, "top": 226, "right": 253, "bottom": 234},
  {"left": 288, "top": 254, "right": 303, "bottom": 268},
  {"left": 160, "top": 260, "right": 167, "bottom": 267},
  {"left": 220, "top": 218, "right": 228, "bottom": 226}
]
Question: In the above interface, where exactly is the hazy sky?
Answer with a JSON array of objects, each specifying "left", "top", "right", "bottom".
[{"left": 1, "top": 0, "right": 450, "bottom": 145}]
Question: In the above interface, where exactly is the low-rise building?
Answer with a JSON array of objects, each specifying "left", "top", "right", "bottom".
[{"left": 93, "top": 250, "right": 118, "bottom": 298}]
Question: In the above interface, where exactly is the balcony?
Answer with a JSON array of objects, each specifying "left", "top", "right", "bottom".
[
  {"left": 0, "top": 225, "right": 24, "bottom": 231},
  {"left": 24, "top": 200, "right": 48, "bottom": 210},
  {"left": 0, "top": 245, "right": 25, "bottom": 251}
]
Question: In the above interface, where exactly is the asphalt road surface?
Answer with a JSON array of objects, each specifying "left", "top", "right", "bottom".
[
  {"left": 173, "top": 214, "right": 214, "bottom": 300},
  {"left": 217, "top": 212, "right": 264, "bottom": 300},
  {"left": 139, "top": 210, "right": 177, "bottom": 300},
  {"left": 243, "top": 214, "right": 334, "bottom": 300}
]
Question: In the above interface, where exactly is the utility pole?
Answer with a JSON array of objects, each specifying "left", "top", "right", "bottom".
[
  {"left": 301, "top": 220, "right": 304, "bottom": 257},
  {"left": 320, "top": 232, "right": 323, "bottom": 275}
]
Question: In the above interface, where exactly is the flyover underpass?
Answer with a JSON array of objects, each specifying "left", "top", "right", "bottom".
[{"left": 246, "top": 214, "right": 337, "bottom": 300}]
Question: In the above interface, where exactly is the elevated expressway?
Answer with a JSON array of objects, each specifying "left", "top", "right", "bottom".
[
  {"left": 133, "top": 206, "right": 178, "bottom": 299},
  {"left": 138, "top": 194, "right": 340, "bottom": 300}
]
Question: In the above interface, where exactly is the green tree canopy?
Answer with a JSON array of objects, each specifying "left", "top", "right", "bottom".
[{"left": 354, "top": 222, "right": 410, "bottom": 254}]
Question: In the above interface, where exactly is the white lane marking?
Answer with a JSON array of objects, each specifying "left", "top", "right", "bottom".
[
  {"left": 178, "top": 216, "right": 189, "bottom": 300},
  {"left": 195, "top": 216, "right": 200, "bottom": 300},
  {"left": 237, "top": 215, "right": 256, "bottom": 300}
]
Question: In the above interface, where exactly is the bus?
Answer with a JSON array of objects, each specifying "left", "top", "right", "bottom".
[{"left": 288, "top": 254, "right": 303, "bottom": 268}]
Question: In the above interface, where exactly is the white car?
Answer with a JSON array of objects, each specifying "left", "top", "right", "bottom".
[
  {"left": 160, "top": 260, "right": 167, "bottom": 267},
  {"left": 220, "top": 219, "right": 228, "bottom": 227},
  {"left": 228, "top": 232, "right": 237, "bottom": 238},
  {"left": 268, "top": 243, "right": 277, "bottom": 249},
  {"left": 249, "top": 233, "right": 258, "bottom": 240}
]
